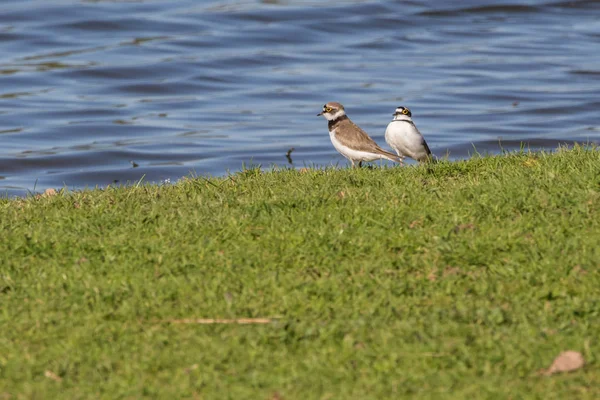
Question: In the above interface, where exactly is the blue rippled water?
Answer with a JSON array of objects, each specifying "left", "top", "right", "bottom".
[{"left": 1, "top": 0, "right": 599, "bottom": 196}]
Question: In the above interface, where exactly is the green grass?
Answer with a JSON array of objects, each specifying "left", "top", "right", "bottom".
[{"left": 1, "top": 146, "right": 600, "bottom": 399}]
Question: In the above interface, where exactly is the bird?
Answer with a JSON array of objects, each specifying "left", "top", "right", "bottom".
[
  {"left": 317, "top": 102, "right": 402, "bottom": 168},
  {"left": 385, "top": 106, "right": 434, "bottom": 163}
]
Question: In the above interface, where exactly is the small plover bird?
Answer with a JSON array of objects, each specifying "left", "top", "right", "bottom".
[
  {"left": 385, "top": 106, "right": 434, "bottom": 163},
  {"left": 317, "top": 102, "right": 401, "bottom": 168}
]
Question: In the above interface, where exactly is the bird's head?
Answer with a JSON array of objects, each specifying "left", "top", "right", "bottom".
[
  {"left": 393, "top": 106, "right": 412, "bottom": 120},
  {"left": 317, "top": 102, "right": 346, "bottom": 121}
]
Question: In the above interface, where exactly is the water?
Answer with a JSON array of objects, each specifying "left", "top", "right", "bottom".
[{"left": 1, "top": 0, "right": 599, "bottom": 197}]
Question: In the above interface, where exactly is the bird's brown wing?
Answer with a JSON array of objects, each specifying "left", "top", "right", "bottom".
[{"left": 336, "top": 119, "right": 400, "bottom": 160}]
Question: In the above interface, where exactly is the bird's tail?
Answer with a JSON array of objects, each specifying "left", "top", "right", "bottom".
[
  {"left": 379, "top": 150, "right": 403, "bottom": 164},
  {"left": 377, "top": 149, "right": 403, "bottom": 164}
]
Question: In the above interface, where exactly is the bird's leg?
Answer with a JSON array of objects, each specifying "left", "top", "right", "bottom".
[{"left": 358, "top": 161, "right": 363, "bottom": 168}]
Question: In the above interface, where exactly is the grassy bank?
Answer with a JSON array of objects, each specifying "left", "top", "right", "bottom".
[{"left": 1, "top": 147, "right": 600, "bottom": 399}]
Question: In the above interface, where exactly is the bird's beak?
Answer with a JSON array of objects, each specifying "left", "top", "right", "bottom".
[{"left": 317, "top": 111, "right": 324, "bottom": 116}]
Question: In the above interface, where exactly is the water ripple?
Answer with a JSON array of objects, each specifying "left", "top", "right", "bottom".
[{"left": 0, "top": 0, "right": 599, "bottom": 196}]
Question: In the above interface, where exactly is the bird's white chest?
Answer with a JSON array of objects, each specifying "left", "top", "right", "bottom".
[
  {"left": 329, "top": 129, "right": 352, "bottom": 157},
  {"left": 386, "top": 122, "right": 418, "bottom": 140},
  {"left": 386, "top": 122, "right": 421, "bottom": 150}
]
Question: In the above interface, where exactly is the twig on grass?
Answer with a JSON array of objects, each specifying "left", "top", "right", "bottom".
[
  {"left": 286, "top": 147, "right": 295, "bottom": 164},
  {"left": 167, "top": 318, "right": 273, "bottom": 325},
  {"left": 44, "top": 370, "right": 62, "bottom": 382}
]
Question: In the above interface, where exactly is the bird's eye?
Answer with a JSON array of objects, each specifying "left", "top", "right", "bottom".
[
  {"left": 325, "top": 107, "right": 332, "bottom": 112},
  {"left": 402, "top": 109, "right": 409, "bottom": 115}
]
